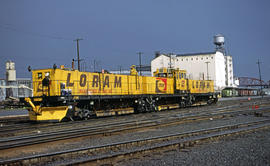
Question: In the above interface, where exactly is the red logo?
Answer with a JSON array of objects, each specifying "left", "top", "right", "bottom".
[{"left": 156, "top": 78, "right": 167, "bottom": 93}]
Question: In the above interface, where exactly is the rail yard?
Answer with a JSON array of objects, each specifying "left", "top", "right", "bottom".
[
  {"left": 1, "top": 1, "right": 270, "bottom": 165},
  {"left": 0, "top": 96, "right": 269, "bottom": 165},
  {"left": 1, "top": 59, "right": 269, "bottom": 165},
  {"left": 1, "top": 35, "right": 270, "bottom": 166}
]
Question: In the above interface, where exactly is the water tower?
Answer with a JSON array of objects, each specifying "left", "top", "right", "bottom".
[{"left": 213, "top": 34, "right": 225, "bottom": 53}]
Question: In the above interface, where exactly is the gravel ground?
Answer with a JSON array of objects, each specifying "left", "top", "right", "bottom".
[
  {"left": 118, "top": 127, "right": 270, "bottom": 166},
  {"left": 0, "top": 97, "right": 269, "bottom": 163},
  {"left": 58, "top": 113, "right": 270, "bottom": 151},
  {"left": 1, "top": 110, "right": 269, "bottom": 161}
]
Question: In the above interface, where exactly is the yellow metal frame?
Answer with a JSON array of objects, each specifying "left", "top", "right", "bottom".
[{"left": 25, "top": 98, "right": 69, "bottom": 122}]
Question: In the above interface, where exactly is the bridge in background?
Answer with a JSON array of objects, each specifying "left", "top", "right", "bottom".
[{"left": 238, "top": 77, "right": 270, "bottom": 88}]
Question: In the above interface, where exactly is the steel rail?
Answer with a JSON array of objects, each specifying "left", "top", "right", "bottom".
[
  {"left": 1, "top": 119, "right": 269, "bottom": 165},
  {"left": 70, "top": 119, "right": 270, "bottom": 166},
  {"left": 0, "top": 98, "right": 268, "bottom": 137},
  {"left": 0, "top": 105, "right": 269, "bottom": 151}
]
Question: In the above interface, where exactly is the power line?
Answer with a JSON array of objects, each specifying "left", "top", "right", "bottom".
[{"left": 0, "top": 23, "right": 73, "bottom": 41}]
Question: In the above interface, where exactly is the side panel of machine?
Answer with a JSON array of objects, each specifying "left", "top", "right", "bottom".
[
  {"left": 32, "top": 69, "right": 175, "bottom": 97},
  {"left": 188, "top": 80, "right": 214, "bottom": 93},
  {"left": 59, "top": 70, "right": 131, "bottom": 96}
]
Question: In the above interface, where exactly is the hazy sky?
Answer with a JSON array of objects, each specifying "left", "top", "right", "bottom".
[{"left": 0, "top": 0, "right": 269, "bottom": 81}]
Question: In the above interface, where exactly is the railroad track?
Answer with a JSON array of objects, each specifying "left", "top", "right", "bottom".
[
  {"left": 1, "top": 118, "right": 269, "bottom": 165},
  {"left": 0, "top": 98, "right": 268, "bottom": 137},
  {"left": 0, "top": 104, "right": 269, "bottom": 151},
  {"left": 0, "top": 115, "right": 28, "bottom": 124}
]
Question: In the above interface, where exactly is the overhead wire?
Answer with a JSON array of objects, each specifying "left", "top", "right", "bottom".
[{"left": 0, "top": 23, "right": 74, "bottom": 41}]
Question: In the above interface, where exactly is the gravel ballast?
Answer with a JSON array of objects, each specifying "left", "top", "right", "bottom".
[
  {"left": 1, "top": 111, "right": 269, "bottom": 162},
  {"left": 117, "top": 127, "right": 270, "bottom": 166}
]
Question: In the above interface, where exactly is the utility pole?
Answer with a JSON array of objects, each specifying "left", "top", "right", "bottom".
[
  {"left": 93, "top": 60, "right": 101, "bottom": 72},
  {"left": 137, "top": 52, "right": 143, "bottom": 76},
  {"left": 168, "top": 53, "right": 174, "bottom": 69},
  {"left": 119, "top": 65, "right": 122, "bottom": 74},
  {"left": 256, "top": 59, "right": 263, "bottom": 96},
  {"left": 205, "top": 61, "right": 210, "bottom": 80},
  {"left": 93, "top": 60, "right": 96, "bottom": 72},
  {"left": 169, "top": 54, "right": 172, "bottom": 69},
  {"left": 74, "top": 38, "right": 83, "bottom": 71}
]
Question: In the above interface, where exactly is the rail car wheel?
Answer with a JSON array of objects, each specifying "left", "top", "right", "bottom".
[
  {"left": 213, "top": 97, "right": 218, "bottom": 104},
  {"left": 179, "top": 101, "right": 186, "bottom": 108},
  {"left": 83, "top": 109, "right": 91, "bottom": 120},
  {"left": 145, "top": 97, "right": 156, "bottom": 112},
  {"left": 135, "top": 97, "right": 157, "bottom": 113},
  {"left": 208, "top": 98, "right": 218, "bottom": 105},
  {"left": 142, "top": 99, "right": 150, "bottom": 112},
  {"left": 207, "top": 99, "right": 213, "bottom": 105},
  {"left": 186, "top": 95, "right": 195, "bottom": 106},
  {"left": 134, "top": 99, "right": 145, "bottom": 113},
  {"left": 77, "top": 109, "right": 92, "bottom": 120}
]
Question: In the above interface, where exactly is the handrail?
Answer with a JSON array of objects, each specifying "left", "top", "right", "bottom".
[{"left": 25, "top": 98, "right": 41, "bottom": 114}]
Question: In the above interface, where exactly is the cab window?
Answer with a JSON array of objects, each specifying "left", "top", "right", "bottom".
[
  {"left": 38, "top": 72, "right": 42, "bottom": 79},
  {"left": 158, "top": 73, "right": 166, "bottom": 77}
]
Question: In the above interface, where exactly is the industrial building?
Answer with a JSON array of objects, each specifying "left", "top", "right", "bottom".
[
  {"left": 151, "top": 35, "right": 235, "bottom": 91},
  {"left": 0, "top": 79, "right": 6, "bottom": 101},
  {"left": 0, "top": 61, "right": 32, "bottom": 102}
]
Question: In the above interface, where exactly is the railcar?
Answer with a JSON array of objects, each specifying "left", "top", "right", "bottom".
[
  {"left": 221, "top": 87, "right": 259, "bottom": 97},
  {"left": 22, "top": 65, "right": 218, "bottom": 122}
]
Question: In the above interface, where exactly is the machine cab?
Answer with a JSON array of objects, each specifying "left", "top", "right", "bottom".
[
  {"left": 153, "top": 68, "right": 188, "bottom": 92},
  {"left": 154, "top": 68, "right": 186, "bottom": 78}
]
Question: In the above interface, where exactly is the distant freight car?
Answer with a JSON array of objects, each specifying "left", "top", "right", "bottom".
[
  {"left": 222, "top": 87, "right": 258, "bottom": 97},
  {"left": 22, "top": 65, "right": 218, "bottom": 122}
]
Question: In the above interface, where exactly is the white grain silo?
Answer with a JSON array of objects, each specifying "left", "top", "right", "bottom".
[
  {"left": 6, "top": 61, "right": 18, "bottom": 98},
  {"left": 6, "top": 61, "right": 16, "bottom": 81}
]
